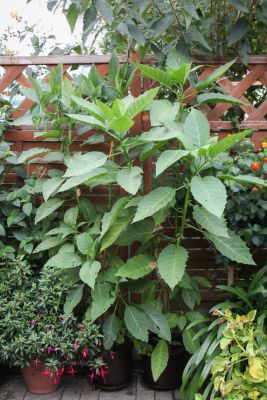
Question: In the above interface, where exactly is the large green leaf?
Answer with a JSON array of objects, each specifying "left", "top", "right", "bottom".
[
  {"left": 197, "top": 93, "right": 244, "bottom": 105},
  {"left": 127, "top": 88, "right": 159, "bottom": 118},
  {"left": 151, "top": 339, "right": 169, "bottom": 382},
  {"left": 158, "top": 244, "right": 188, "bottom": 290},
  {"left": 191, "top": 176, "right": 227, "bottom": 218},
  {"left": 156, "top": 150, "right": 189, "bottom": 176},
  {"left": 103, "top": 313, "right": 120, "bottom": 350},
  {"left": 100, "top": 216, "right": 131, "bottom": 251},
  {"left": 35, "top": 198, "right": 64, "bottom": 224},
  {"left": 116, "top": 166, "right": 143, "bottom": 195},
  {"left": 205, "top": 230, "right": 256, "bottom": 265},
  {"left": 140, "top": 304, "right": 171, "bottom": 342},
  {"left": 133, "top": 187, "right": 176, "bottom": 223},
  {"left": 115, "top": 219, "right": 154, "bottom": 246},
  {"left": 193, "top": 205, "right": 229, "bottom": 238},
  {"left": 116, "top": 255, "right": 154, "bottom": 279},
  {"left": 59, "top": 168, "right": 106, "bottom": 192},
  {"left": 141, "top": 126, "right": 184, "bottom": 142},
  {"left": 195, "top": 59, "right": 236, "bottom": 91},
  {"left": 184, "top": 109, "right": 210, "bottom": 148},
  {"left": 150, "top": 100, "right": 180, "bottom": 126},
  {"left": 133, "top": 63, "right": 173, "bottom": 88},
  {"left": 33, "top": 236, "right": 63, "bottom": 253},
  {"left": 124, "top": 305, "right": 149, "bottom": 342},
  {"left": 127, "top": 23, "right": 145, "bottom": 45},
  {"left": 64, "top": 152, "right": 107, "bottom": 177},
  {"left": 208, "top": 130, "right": 251, "bottom": 158},
  {"left": 182, "top": 328, "right": 200, "bottom": 354},
  {"left": 228, "top": 17, "right": 248, "bottom": 46},
  {"left": 101, "top": 197, "right": 128, "bottom": 238},
  {"left": 64, "top": 284, "right": 84, "bottom": 315},
  {"left": 44, "top": 252, "right": 81, "bottom": 269},
  {"left": 109, "top": 115, "right": 133, "bottom": 134},
  {"left": 66, "top": 3, "right": 79, "bottom": 32},
  {"left": 17, "top": 148, "right": 50, "bottom": 164},
  {"left": 91, "top": 282, "right": 116, "bottom": 321},
  {"left": 42, "top": 177, "right": 64, "bottom": 201},
  {"left": 67, "top": 113, "right": 106, "bottom": 130},
  {"left": 71, "top": 95, "right": 104, "bottom": 121},
  {"left": 220, "top": 174, "right": 267, "bottom": 187},
  {"left": 79, "top": 260, "right": 101, "bottom": 289},
  {"left": 64, "top": 207, "right": 78, "bottom": 226}
]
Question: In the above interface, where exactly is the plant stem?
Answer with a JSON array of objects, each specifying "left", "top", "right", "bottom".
[{"left": 177, "top": 185, "right": 190, "bottom": 246}]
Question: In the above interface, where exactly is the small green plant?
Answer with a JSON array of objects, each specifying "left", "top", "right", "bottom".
[{"left": 196, "top": 309, "right": 267, "bottom": 400}]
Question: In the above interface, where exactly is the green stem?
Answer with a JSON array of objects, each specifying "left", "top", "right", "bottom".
[{"left": 177, "top": 186, "right": 190, "bottom": 246}]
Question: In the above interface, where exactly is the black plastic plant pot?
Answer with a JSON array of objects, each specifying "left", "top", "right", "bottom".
[
  {"left": 94, "top": 342, "right": 133, "bottom": 391},
  {"left": 143, "top": 343, "right": 187, "bottom": 391}
]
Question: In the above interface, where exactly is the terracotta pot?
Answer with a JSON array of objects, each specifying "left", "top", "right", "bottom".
[
  {"left": 143, "top": 336, "right": 188, "bottom": 391},
  {"left": 94, "top": 342, "right": 133, "bottom": 391},
  {"left": 21, "top": 361, "right": 60, "bottom": 394}
]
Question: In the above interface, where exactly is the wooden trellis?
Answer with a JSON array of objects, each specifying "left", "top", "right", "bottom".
[{"left": 0, "top": 55, "right": 266, "bottom": 308}]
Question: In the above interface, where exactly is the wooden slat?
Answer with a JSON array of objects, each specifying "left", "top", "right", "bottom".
[{"left": 0, "top": 65, "right": 25, "bottom": 92}]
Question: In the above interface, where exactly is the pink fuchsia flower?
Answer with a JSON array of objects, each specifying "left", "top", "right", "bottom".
[
  {"left": 47, "top": 346, "right": 52, "bottom": 354},
  {"left": 73, "top": 342, "right": 78, "bottom": 350},
  {"left": 82, "top": 348, "right": 89, "bottom": 359},
  {"left": 67, "top": 366, "right": 76, "bottom": 376},
  {"left": 31, "top": 320, "right": 36, "bottom": 327},
  {"left": 98, "top": 340, "right": 102, "bottom": 347},
  {"left": 88, "top": 372, "right": 95, "bottom": 383},
  {"left": 41, "top": 369, "right": 51, "bottom": 376}
]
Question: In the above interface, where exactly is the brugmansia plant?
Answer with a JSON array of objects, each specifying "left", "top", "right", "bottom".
[{"left": 21, "top": 54, "right": 266, "bottom": 383}]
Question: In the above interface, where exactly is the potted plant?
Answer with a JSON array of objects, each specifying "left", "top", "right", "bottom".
[{"left": 0, "top": 257, "right": 106, "bottom": 394}]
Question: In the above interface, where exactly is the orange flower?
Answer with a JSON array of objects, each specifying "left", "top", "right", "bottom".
[
  {"left": 251, "top": 161, "right": 261, "bottom": 171},
  {"left": 252, "top": 186, "right": 259, "bottom": 191},
  {"left": 261, "top": 142, "right": 267, "bottom": 148},
  {"left": 263, "top": 157, "right": 267, "bottom": 163},
  {"left": 226, "top": 133, "right": 232, "bottom": 137}
]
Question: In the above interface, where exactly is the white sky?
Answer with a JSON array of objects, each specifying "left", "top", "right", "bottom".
[{"left": 0, "top": 0, "right": 84, "bottom": 55}]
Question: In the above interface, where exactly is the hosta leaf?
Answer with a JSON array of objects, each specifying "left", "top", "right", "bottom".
[
  {"left": 193, "top": 205, "right": 229, "bottom": 238},
  {"left": 197, "top": 93, "right": 244, "bottom": 106},
  {"left": 64, "top": 284, "right": 84, "bottom": 315},
  {"left": 205, "top": 230, "right": 256, "bottom": 265},
  {"left": 155, "top": 150, "right": 189, "bottom": 176},
  {"left": 195, "top": 59, "right": 236, "bottom": 92},
  {"left": 133, "top": 187, "right": 176, "bottom": 223},
  {"left": 184, "top": 109, "right": 210, "bottom": 147},
  {"left": 103, "top": 313, "right": 120, "bottom": 350},
  {"left": 42, "top": 177, "right": 64, "bottom": 201},
  {"left": 127, "top": 88, "right": 159, "bottom": 118},
  {"left": 116, "top": 255, "right": 154, "bottom": 279},
  {"left": 191, "top": 176, "right": 227, "bottom": 218},
  {"left": 35, "top": 198, "right": 64, "bottom": 224},
  {"left": 116, "top": 166, "right": 143, "bottom": 195},
  {"left": 140, "top": 304, "right": 171, "bottom": 342},
  {"left": 158, "top": 244, "right": 188, "bottom": 290},
  {"left": 124, "top": 305, "right": 149, "bottom": 342},
  {"left": 33, "top": 236, "right": 63, "bottom": 253},
  {"left": 64, "top": 152, "right": 107, "bottom": 177},
  {"left": 91, "top": 282, "right": 116, "bottom": 321},
  {"left": 151, "top": 339, "right": 169, "bottom": 382},
  {"left": 133, "top": 63, "right": 173, "bottom": 88},
  {"left": 79, "top": 260, "right": 101, "bottom": 289},
  {"left": 220, "top": 174, "right": 267, "bottom": 187},
  {"left": 208, "top": 130, "right": 251, "bottom": 158},
  {"left": 44, "top": 252, "right": 81, "bottom": 269}
]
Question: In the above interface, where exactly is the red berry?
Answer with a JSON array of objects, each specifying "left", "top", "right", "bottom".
[{"left": 251, "top": 161, "right": 260, "bottom": 171}]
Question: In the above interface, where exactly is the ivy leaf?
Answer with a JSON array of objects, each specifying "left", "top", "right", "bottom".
[
  {"left": 158, "top": 244, "right": 188, "bottom": 290},
  {"left": 191, "top": 176, "right": 227, "bottom": 218},
  {"left": 184, "top": 109, "right": 210, "bottom": 148},
  {"left": 151, "top": 339, "right": 169, "bottom": 382},
  {"left": 35, "top": 198, "right": 64, "bottom": 224},
  {"left": 103, "top": 313, "right": 120, "bottom": 350},
  {"left": 205, "top": 230, "right": 256, "bottom": 265},
  {"left": 124, "top": 305, "right": 149, "bottom": 342},
  {"left": 79, "top": 261, "right": 101, "bottom": 290},
  {"left": 117, "top": 166, "right": 143, "bottom": 195},
  {"left": 64, "top": 284, "right": 84, "bottom": 316},
  {"left": 116, "top": 255, "right": 154, "bottom": 279},
  {"left": 133, "top": 187, "right": 176, "bottom": 223}
]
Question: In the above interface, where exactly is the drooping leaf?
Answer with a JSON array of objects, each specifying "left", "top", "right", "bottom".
[
  {"left": 195, "top": 59, "right": 236, "bottom": 91},
  {"left": 158, "top": 244, "right": 188, "bottom": 290},
  {"left": 127, "top": 24, "right": 145, "bottom": 45},
  {"left": 35, "top": 198, "right": 64, "bottom": 224},
  {"left": 127, "top": 88, "right": 159, "bottom": 118},
  {"left": 140, "top": 304, "right": 171, "bottom": 342},
  {"left": 133, "top": 187, "right": 176, "bottom": 223},
  {"left": 64, "top": 284, "right": 84, "bottom": 315},
  {"left": 220, "top": 174, "right": 267, "bottom": 187},
  {"left": 228, "top": 17, "right": 248, "bottom": 46},
  {"left": 101, "top": 197, "right": 128, "bottom": 238},
  {"left": 116, "top": 166, "right": 143, "bottom": 195},
  {"left": 100, "top": 216, "right": 131, "bottom": 251},
  {"left": 79, "top": 260, "right": 101, "bottom": 289},
  {"left": 193, "top": 205, "right": 229, "bottom": 238},
  {"left": 42, "top": 177, "right": 64, "bottom": 201},
  {"left": 197, "top": 93, "right": 244, "bottom": 106},
  {"left": 59, "top": 168, "right": 107, "bottom": 192},
  {"left": 155, "top": 150, "right": 189, "bottom": 176},
  {"left": 67, "top": 113, "right": 106, "bottom": 130},
  {"left": 71, "top": 95, "right": 104, "bottom": 121},
  {"left": 91, "top": 282, "right": 116, "bottom": 321},
  {"left": 184, "top": 109, "right": 210, "bottom": 147},
  {"left": 208, "top": 130, "right": 251, "bottom": 158},
  {"left": 103, "top": 313, "right": 120, "bottom": 350},
  {"left": 33, "top": 236, "right": 63, "bottom": 253},
  {"left": 191, "top": 176, "right": 227, "bottom": 218},
  {"left": 133, "top": 63, "right": 173, "bottom": 88},
  {"left": 151, "top": 339, "right": 169, "bottom": 382},
  {"left": 64, "top": 152, "right": 108, "bottom": 177},
  {"left": 205, "top": 230, "right": 256, "bottom": 265},
  {"left": 64, "top": 207, "right": 78, "bottom": 226},
  {"left": 150, "top": 100, "right": 180, "bottom": 126},
  {"left": 124, "top": 305, "right": 149, "bottom": 342},
  {"left": 116, "top": 255, "right": 154, "bottom": 279},
  {"left": 115, "top": 219, "right": 154, "bottom": 246},
  {"left": 66, "top": 3, "right": 79, "bottom": 32}
]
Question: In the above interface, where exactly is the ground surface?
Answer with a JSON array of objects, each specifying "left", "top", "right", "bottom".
[{"left": 0, "top": 375, "right": 182, "bottom": 400}]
